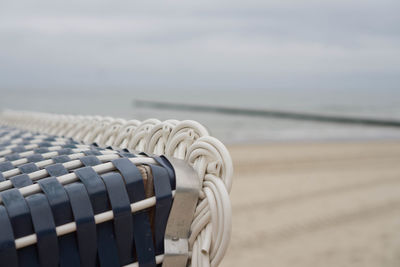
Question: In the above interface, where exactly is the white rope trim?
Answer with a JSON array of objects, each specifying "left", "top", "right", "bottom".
[{"left": 0, "top": 110, "right": 233, "bottom": 267}]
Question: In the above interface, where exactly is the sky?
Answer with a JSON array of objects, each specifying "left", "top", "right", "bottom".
[{"left": 0, "top": 0, "right": 399, "bottom": 93}]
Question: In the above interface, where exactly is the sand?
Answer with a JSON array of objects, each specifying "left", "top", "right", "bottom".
[{"left": 221, "top": 141, "right": 400, "bottom": 267}]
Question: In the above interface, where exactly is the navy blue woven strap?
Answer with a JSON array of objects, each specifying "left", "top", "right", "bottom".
[
  {"left": 101, "top": 172, "right": 134, "bottom": 265},
  {"left": 118, "top": 150, "right": 136, "bottom": 158},
  {"left": 154, "top": 156, "right": 176, "bottom": 190},
  {"left": 0, "top": 161, "right": 14, "bottom": 182},
  {"left": 80, "top": 156, "right": 102, "bottom": 167},
  {"left": 57, "top": 148, "right": 73, "bottom": 155},
  {"left": 38, "top": 177, "right": 81, "bottom": 267},
  {"left": 12, "top": 146, "right": 27, "bottom": 153},
  {"left": 75, "top": 167, "right": 120, "bottom": 267},
  {"left": 148, "top": 164, "right": 173, "bottom": 256},
  {"left": 64, "top": 182, "right": 97, "bottom": 267},
  {"left": 0, "top": 161, "right": 14, "bottom": 172},
  {"left": 83, "top": 150, "right": 102, "bottom": 156},
  {"left": 34, "top": 147, "right": 49, "bottom": 154},
  {"left": 26, "top": 193, "right": 59, "bottom": 267},
  {"left": 37, "top": 142, "right": 53, "bottom": 147},
  {"left": 111, "top": 158, "right": 156, "bottom": 267},
  {"left": 43, "top": 137, "right": 56, "bottom": 142},
  {"left": 0, "top": 141, "right": 11, "bottom": 147},
  {"left": 0, "top": 205, "right": 18, "bottom": 267},
  {"left": 61, "top": 144, "right": 78, "bottom": 149},
  {"left": 45, "top": 163, "right": 69, "bottom": 177},
  {"left": 0, "top": 189, "right": 40, "bottom": 266},
  {"left": 5, "top": 153, "right": 20, "bottom": 161},
  {"left": 10, "top": 174, "right": 33, "bottom": 188},
  {"left": 26, "top": 154, "right": 44, "bottom": 163},
  {"left": 18, "top": 162, "right": 39, "bottom": 174},
  {"left": 52, "top": 155, "right": 71, "bottom": 163}
]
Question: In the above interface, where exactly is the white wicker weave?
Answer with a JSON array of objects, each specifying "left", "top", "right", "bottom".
[{"left": 0, "top": 110, "right": 233, "bottom": 267}]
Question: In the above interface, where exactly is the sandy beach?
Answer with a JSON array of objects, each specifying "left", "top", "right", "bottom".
[{"left": 221, "top": 141, "right": 400, "bottom": 267}]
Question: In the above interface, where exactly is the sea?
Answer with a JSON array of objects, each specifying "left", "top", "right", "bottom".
[{"left": 1, "top": 88, "right": 400, "bottom": 144}]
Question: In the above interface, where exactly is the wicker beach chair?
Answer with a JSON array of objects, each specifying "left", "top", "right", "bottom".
[{"left": 0, "top": 110, "right": 233, "bottom": 267}]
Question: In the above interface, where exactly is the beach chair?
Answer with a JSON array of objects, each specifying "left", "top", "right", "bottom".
[{"left": 0, "top": 110, "right": 233, "bottom": 267}]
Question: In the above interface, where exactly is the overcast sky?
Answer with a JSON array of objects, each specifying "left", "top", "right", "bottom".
[{"left": 0, "top": 0, "right": 399, "bottom": 92}]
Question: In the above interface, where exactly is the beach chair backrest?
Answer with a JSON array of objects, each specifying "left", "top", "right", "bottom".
[{"left": 0, "top": 110, "right": 233, "bottom": 267}]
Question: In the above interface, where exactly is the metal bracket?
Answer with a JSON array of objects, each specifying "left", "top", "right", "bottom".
[{"left": 162, "top": 157, "right": 200, "bottom": 267}]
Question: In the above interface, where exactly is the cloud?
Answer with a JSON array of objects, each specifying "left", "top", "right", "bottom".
[{"left": 0, "top": 0, "right": 399, "bottom": 91}]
